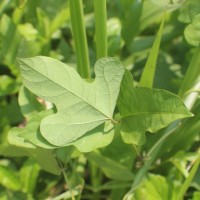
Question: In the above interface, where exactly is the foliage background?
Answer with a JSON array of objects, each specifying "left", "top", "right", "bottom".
[{"left": 0, "top": 0, "right": 200, "bottom": 199}]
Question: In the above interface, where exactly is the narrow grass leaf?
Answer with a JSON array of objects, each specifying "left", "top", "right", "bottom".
[
  {"left": 139, "top": 15, "right": 165, "bottom": 88},
  {"left": 178, "top": 154, "right": 200, "bottom": 200}
]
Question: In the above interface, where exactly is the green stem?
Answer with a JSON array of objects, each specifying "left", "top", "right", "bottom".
[
  {"left": 57, "top": 158, "right": 75, "bottom": 200},
  {"left": 177, "top": 153, "right": 200, "bottom": 200},
  {"left": 89, "top": 161, "right": 102, "bottom": 199},
  {"left": 94, "top": 0, "right": 107, "bottom": 59},
  {"left": 70, "top": 0, "right": 90, "bottom": 79}
]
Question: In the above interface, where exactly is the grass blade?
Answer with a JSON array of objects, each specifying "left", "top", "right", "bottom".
[
  {"left": 139, "top": 14, "right": 165, "bottom": 88},
  {"left": 178, "top": 45, "right": 200, "bottom": 109},
  {"left": 177, "top": 153, "right": 200, "bottom": 200}
]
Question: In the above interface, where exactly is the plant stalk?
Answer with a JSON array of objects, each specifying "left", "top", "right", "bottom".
[
  {"left": 69, "top": 0, "right": 90, "bottom": 79},
  {"left": 94, "top": 0, "right": 107, "bottom": 58}
]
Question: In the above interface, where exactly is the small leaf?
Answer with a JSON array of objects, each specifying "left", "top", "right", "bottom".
[
  {"left": 118, "top": 72, "right": 193, "bottom": 145},
  {"left": 18, "top": 56, "right": 124, "bottom": 146},
  {"left": 184, "top": 14, "right": 200, "bottom": 47},
  {"left": 133, "top": 174, "right": 178, "bottom": 200}
]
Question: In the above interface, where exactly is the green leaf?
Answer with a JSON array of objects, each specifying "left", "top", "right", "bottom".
[
  {"left": 107, "top": 18, "right": 123, "bottom": 56},
  {"left": 18, "top": 109, "right": 56, "bottom": 149},
  {"left": 0, "top": 14, "right": 21, "bottom": 74},
  {"left": 18, "top": 85, "right": 45, "bottom": 119},
  {"left": 20, "top": 158, "right": 40, "bottom": 193},
  {"left": 121, "top": 0, "right": 142, "bottom": 45},
  {"left": 139, "top": 15, "right": 165, "bottom": 88},
  {"left": 70, "top": 122, "right": 115, "bottom": 152},
  {"left": 8, "top": 126, "right": 60, "bottom": 175},
  {"left": 0, "top": 97, "right": 24, "bottom": 125},
  {"left": 193, "top": 192, "right": 200, "bottom": 200},
  {"left": 0, "top": 191, "right": 34, "bottom": 200},
  {"left": 86, "top": 152, "right": 134, "bottom": 181},
  {"left": 20, "top": 109, "right": 114, "bottom": 152},
  {"left": 0, "top": 165, "right": 21, "bottom": 190},
  {"left": 118, "top": 71, "right": 193, "bottom": 145},
  {"left": 0, "top": 145, "right": 30, "bottom": 157},
  {"left": 177, "top": 154, "right": 200, "bottom": 200},
  {"left": 184, "top": 14, "right": 200, "bottom": 47},
  {"left": 133, "top": 174, "right": 178, "bottom": 200},
  {"left": 101, "top": 126, "right": 136, "bottom": 169},
  {"left": 8, "top": 128, "right": 35, "bottom": 149},
  {"left": 0, "top": 75, "right": 20, "bottom": 97},
  {"left": 18, "top": 56, "right": 125, "bottom": 146},
  {"left": 178, "top": 0, "right": 200, "bottom": 23}
]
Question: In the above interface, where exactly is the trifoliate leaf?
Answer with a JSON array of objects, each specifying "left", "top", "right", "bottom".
[
  {"left": 118, "top": 71, "right": 193, "bottom": 145},
  {"left": 18, "top": 56, "right": 124, "bottom": 146}
]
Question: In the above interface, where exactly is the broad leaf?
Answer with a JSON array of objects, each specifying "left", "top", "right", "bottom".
[
  {"left": 18, "top": 85, "right": 45, "bottom": 119},
  {"left": 70, "top": 122, "right": 115, "bottom": 152},
  {"left": 19, "top": 110, "right": 114, "bottom": 152},
  {"left": 184, "top": 14, "right": 200, "bottom": 47},
  {"left": 18, "top": 56, "right": 124, "bottom": 146},
  {"left": 132, "top": 174, "right": 178, "bottom": 200},
  {"left": 118, "top": 71, "right": 193, "bottom": 145},
  {"left": 8, "top": 127, "right": 60, "bottom": 175},
  {"left": 178, "top": 0, "right": 200, "bottom": 23},
  {"left": 18, "top": 109, "right": 56, "bottom": 149}
]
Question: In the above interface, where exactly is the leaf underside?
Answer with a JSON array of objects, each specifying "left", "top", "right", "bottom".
[{"left": 18, "top": 56, "right": 125, "bottom": 146}]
